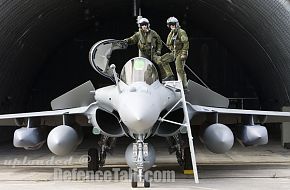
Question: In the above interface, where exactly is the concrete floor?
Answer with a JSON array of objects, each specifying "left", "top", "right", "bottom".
[{"left": 0, "top": 136, "right": 290, "bottom": 189}]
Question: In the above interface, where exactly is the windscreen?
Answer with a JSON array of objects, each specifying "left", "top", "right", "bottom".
[{"left": 120, "top": 57, "right": 159, "bottom": 85}]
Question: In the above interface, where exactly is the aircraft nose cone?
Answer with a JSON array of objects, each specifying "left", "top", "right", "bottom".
[
  {"left": 135, "top": 114, "right": 141, "bottom": 121},
  {"left": 119, "top": 93, "right": 160, "bottom": 134},
  {"left": 131, "top": 107, "right": 151, "bottom": 124}
]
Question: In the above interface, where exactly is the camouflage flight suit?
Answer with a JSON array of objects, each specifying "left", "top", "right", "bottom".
[
  {"left": 167, "top": 28, "right": 189, "bottom": 88},
  {"left": 125, "top": 29, "right": 173, "bottom": 79}
]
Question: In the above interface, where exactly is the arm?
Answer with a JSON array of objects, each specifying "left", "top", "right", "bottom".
[
  {"left": 180, "top": 29, "right": 189, "bottom": 53},
  {"left": 124, "top": 32, "right": 139, "bottom": 45},
  {"left": 154, "top": 32, "right": 163, "bottom": 55},
  {"left": 166, "top": 31, "right": 174, "bottom": 51}
]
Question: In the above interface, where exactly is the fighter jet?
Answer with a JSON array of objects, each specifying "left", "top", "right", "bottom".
[{"left": 0, "top": 39, "right": 290, "bottom": 188}]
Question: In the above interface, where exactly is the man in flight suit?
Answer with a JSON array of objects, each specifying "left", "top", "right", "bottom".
[
  {"left": 124, "top": 17, "right": 174, "bottom": 81},
  {"left": 166, "top": 16, "right": 189, "bottom": 89}
]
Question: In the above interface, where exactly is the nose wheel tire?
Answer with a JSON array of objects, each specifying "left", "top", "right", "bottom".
[
  {"left": 131, "top": 181, "right": 138, "bottom": 188},
  {"left": 88, "top": 148, "right": 100, "bottom": 171},
  {"left": 131, "top": 173, "right": 138, "bottom": 188},
  {"left": 144, "top": 180, "right": 150, "bottom": 188},
  {"left": 131, "top": 172, "right": 151, "bottom": 188}
]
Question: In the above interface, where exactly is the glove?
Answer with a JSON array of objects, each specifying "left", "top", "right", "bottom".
[
  {"left": 156, "top": 50, "right": 161, "bottom": 56},
  {"left": 180, "top": 51, "right": 188, "bottom": 61},
  {"left": 180, "top": 54, "right": 187, "bottom": 61},
  {"left": 122, "top": 39, "right": 129, "bottom": 48}
]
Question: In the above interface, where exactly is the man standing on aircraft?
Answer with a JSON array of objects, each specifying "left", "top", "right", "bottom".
[
  {"left": 166, "top": 16, "right": 189, "bottom": 89},
  {"left": 124, "top": 17, "right": 174, "bottom": 81}
]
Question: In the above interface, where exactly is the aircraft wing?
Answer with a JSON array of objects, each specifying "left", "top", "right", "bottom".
[
  {"left": 0, "top": 106, "right": 89, "bottom": 120},
  {"left": 189, "top": 104, "right": 290, "bottom": 123},
  {"left": 0, "top": 105, "right": 94, "bottom": 127},
  {"left": 184, "top": 79, "right": 290, "bottom": 124}
]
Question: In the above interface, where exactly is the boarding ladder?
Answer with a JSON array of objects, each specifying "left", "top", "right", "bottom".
[{"left": 161, "top": 80, "right": 199, "bottom": 183}]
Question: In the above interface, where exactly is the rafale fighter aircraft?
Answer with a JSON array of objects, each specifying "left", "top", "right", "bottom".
[{"left": 0, "top": 39, "right": 290, "bottom": 187}]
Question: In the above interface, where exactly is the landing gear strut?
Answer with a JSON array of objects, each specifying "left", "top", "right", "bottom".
[
  {"left": 88, "top": 136, "right": 116, "bottom": 171},
  {"left": 166, "top": 134, "right": 187, "bottom": 167},
  {"left": 166, "top": 134, "right": 194, "bottom": 172},
  {"left": 88, "top": 148, "right": 99, "bottom": 171}
]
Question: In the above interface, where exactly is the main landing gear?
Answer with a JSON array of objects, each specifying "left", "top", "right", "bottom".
[{"left": 88, "top": 136, "right": 116, "bottom": 171}]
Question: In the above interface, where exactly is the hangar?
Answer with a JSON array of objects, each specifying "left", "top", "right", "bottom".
[{"left": 0, "top": 0, "right": 289, "bottom": 144}]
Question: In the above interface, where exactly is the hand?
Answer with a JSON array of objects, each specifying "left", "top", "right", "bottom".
[
  {"left": 180, "top": 54, "right": 187, "bottom": 61},
  {"left": 122, "top": 39, "right": 128, "bottom": 48}
]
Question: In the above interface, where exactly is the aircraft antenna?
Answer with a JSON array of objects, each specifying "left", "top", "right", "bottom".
[{"left": 133, "top": 0, "right": 141, "bottom": 17}]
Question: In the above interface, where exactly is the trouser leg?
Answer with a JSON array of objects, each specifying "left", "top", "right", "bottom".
[
  {"left": 175, "top": 55, "right": 188, "bottom": 88},
  {"left": 153, "top": 54, "right": 173, "bottom": 79},
  {"left": 140, "top": 52, "right": 150, "bottom": 59},
  {"left": 161, "top": 63, "right": 174, "bottom": 78},
  {"left": 159, "top": 66, "right": 167, "bottom": 79}
]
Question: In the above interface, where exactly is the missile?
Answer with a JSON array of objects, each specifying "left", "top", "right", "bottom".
[
  {"left": 13, "top": 127, "right": 45, "bottom": 150},
  {"left": 47, "top": 125, "right": 83, "bottom": 156},
  {"left": 202, "top": 123, "right": 234, "bottom": 154}
]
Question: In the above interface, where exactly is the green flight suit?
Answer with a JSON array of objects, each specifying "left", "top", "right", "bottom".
[
  {"left": 125, "top": 29, "right": 173, "bottom": 79},
  {"left": 166, "top": 28, "right": 189, "bottom": 88}
]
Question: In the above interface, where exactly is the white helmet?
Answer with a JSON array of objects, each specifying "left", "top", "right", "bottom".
[
  {"left": 138, "top": 17, "right": 150, "bottom": 28},
  {"left": 167, "top": 16, "right": 179, "bottom": 28}
]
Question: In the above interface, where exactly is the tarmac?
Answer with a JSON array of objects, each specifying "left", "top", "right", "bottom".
[{"left": 0, "top": 135, "right": 290, "bottom": 189}]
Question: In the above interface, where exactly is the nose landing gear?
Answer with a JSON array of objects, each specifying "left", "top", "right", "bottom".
[{"left": 131, "top": 134, "right": 151, "bottom": 188}]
